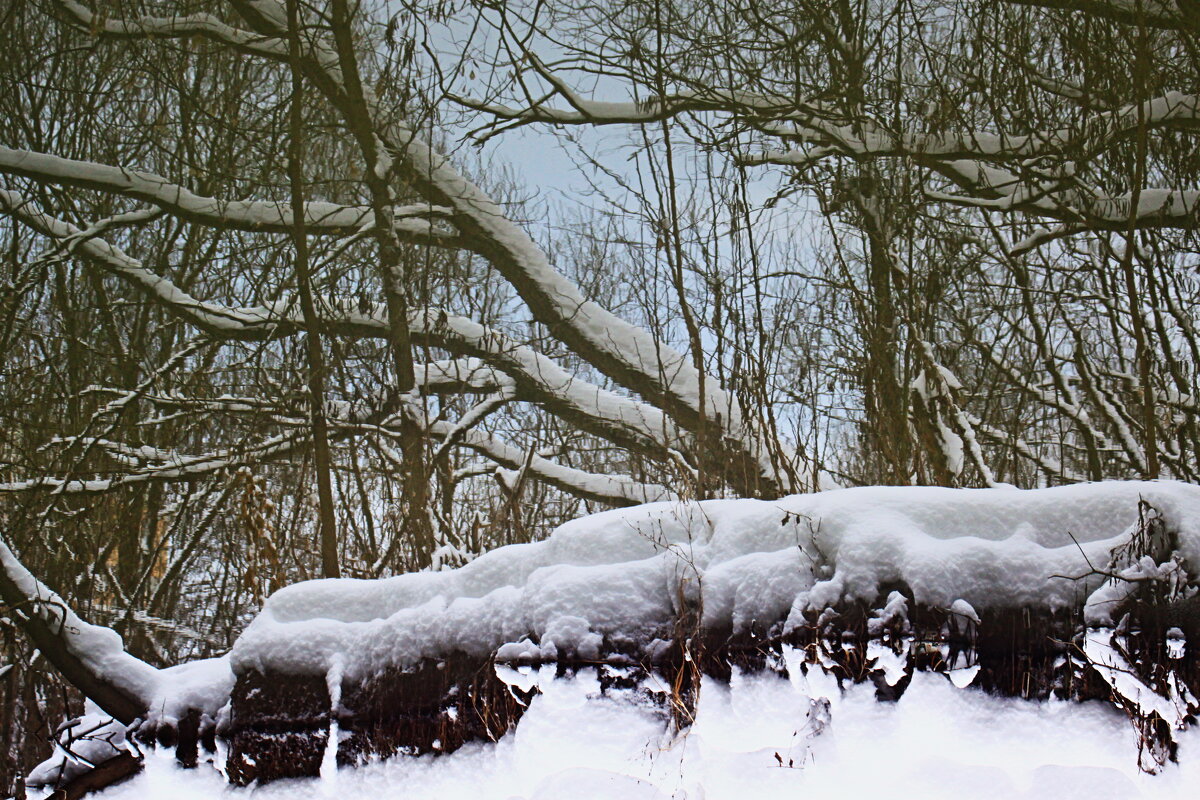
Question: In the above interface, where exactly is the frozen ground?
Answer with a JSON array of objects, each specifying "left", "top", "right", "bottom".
[{"left": 81, "top": 664, "right": 1199, "bottom": 800}]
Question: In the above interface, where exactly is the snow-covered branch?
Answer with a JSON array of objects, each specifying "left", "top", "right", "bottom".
[
  {"left": 0, "top": 433, "right": 301, "bottom": 494},
  {"left": 52, "top": 0, "right": 290, "bottom": 59},
  {"left": 910, "top": 342, "right": 997, "bottom": 486},
  {"left": 747, "top": 92, "right": 1200, "bottom": 166},
  {"left": 2, "top": 189, "right": 704, "bottom": 480},
  {"left": 420, "top": 418, "right": 676, "bottom": 506},
  {"left": 0, "top": 538, "right": 157, "bottom": 723},
  {"left": 220, "top": 1, "right": 792, "bottom": 497},
  {"left": 20, "top": 0, "right": 792, "bottom": 498},
  {"left": 449, "top": 82, "right": 820, "bottom": 140},
  {"left": 744, "top": 115, "right": 1200, "bottom": 236},
  {"left": 0, "top": 150, "right": 456, "bottom": 243}
]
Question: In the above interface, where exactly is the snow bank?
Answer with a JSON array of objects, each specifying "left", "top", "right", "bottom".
[
  {"left": 71, "top": 667, "right": 1200, "bottom": 800},
  {"left": 230, "top": 481, "right": 1200, "bottom": 682}
]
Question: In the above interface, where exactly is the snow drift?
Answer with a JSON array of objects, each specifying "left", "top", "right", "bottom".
[{"left": 231, "top": 481, "right": 1200, "bottom": 682}]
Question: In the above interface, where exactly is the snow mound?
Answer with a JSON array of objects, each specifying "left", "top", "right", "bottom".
[
  {"left": 230, "top": 481, "right": 1200, "bottom": 682},
  {"left": 69, "top": 668, "right": 1200, "bottom": 799}
]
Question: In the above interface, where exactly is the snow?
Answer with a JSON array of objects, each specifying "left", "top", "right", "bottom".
[
  {"left": 320, "top": 655, "right": 344, "bottom": 783},
  {"left": 25, "top": 481, "right": 1200, "bottom": 795},
  {"left": 0, "top": 147, "right": 447, "bottom": 238},
  {"left": 25, "top": 705, "right": 132, "bottom": 788},
  {"left": 1083, "top": 630, "right": 1190, "bottom": 731},
  {"left": 949, "top": 598, "right": 981, "bottom": 625},
  {"left": 24, "top": 657, "right": 234, "bottom": 789},
  {"left": 66, "top": 666, "right": 1200, "bottom": 799},
  {"left": 495, "top": 638, "right": 551, "bottom": 663},
  {"left": 422, "top": 417, "right": 675, "bottom": 505},
  {"left": 1168, "top": 627, "right": 1187, "bottom": 659},
  {"left": 150, "top": 657, "right": 234, "bottom": 723},
  {"left": 866, "top": 590, "right": 909, "bottom": 636},
  {"left": 230, "top": 481, "right": 1200, "bottom": 682}
]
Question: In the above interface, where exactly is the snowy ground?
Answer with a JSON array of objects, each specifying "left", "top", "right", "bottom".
[
  {"left": 22, "top": 482, "right": 1200, "bottom": 798},
  {"left": 80, "top": 664, "right": 1198, "bottom": 800}
]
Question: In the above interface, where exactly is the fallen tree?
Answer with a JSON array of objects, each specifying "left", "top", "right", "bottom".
[{"left": 16, "top": 480, "right": 1200, "bottom": 792}]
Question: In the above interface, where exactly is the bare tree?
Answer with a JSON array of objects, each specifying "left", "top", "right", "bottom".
[{"left": 446, "top": 0, "right": 1200, "bottom": 485}]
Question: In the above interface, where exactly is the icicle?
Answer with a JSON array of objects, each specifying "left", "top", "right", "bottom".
[{"left": 320, "top": 654, "right": 344, "bottom": 787}]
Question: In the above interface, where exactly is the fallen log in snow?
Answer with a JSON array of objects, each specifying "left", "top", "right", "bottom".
[
  {"left": 220, "top": 481, "right": 1200, "bottom": 781},
  {"left": 19, "top": 481, "right": 1200, "bottom": 790}
]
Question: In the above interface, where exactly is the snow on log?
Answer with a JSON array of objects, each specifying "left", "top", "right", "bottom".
[
  {"left": 225, "top": 481, "right": 1200, "bottom": 780},
  {"left": 230, "top": 482, "right": 1200, "bottom": 680}
]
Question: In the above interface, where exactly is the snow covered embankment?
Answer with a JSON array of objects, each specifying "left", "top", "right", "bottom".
[{"left": 221, "top": 481, "right": 1200, "bottom": 780}]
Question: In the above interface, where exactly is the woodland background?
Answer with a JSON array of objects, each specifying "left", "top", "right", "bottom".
[{"left": 1, "top": 0, "right": 1198, "bottom": 790}]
